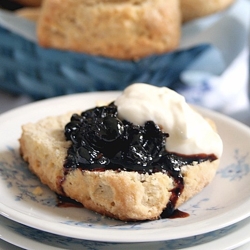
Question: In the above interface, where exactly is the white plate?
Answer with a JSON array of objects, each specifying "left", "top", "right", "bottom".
[
  {"left": 1, "top": 214, "right": 250, "bottom": 250},
  {"left": 0, "top": 92, "right": 250, "bottom": 243}
]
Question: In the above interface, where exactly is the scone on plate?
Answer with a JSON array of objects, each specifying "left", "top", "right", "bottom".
[{"left": 19, "top": 83, "right": 223, "bottom": 221}]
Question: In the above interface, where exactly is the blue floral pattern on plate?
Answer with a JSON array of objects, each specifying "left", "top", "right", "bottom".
[
  {"left": 218, "top": 149, "right": 250, "bottom": 181},
  {"left": 0, "top": 145, "right": 249, "bottom": 231},
  {"left": 0, "top": 147, "right": 246, "bottom": 229}
]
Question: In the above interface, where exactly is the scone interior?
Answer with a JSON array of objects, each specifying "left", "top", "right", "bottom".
[{"left": 20, "top": 83, "right": 223, "bottom": 221}]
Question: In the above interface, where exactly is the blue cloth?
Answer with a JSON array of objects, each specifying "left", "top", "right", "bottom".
[{"left": 0, "top": 0, "right": 249, "bottom": 114}]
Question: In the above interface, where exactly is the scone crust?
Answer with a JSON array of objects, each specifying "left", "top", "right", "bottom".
[
  {"left": 37, "top": 0, "right": 181, "bottom": 60},
  {"left": 181, "top": 0, "right": 235, "bottom": 22},
  {"left": 20, "top": 112, "right": 220, "bottom": 221},
  {"left": 16, "top": 7, "right": 41, "bottom": 21},
  {"left": 19, "top": 113, "right": 72, "bottom": 194}
]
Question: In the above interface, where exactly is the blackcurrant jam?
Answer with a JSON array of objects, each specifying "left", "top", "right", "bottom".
[{"left": 63, "top": 103, "right": 217, "bottom": 217}]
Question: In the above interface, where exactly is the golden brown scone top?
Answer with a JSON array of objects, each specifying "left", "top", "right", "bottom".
[
  {"left": 36, "top": 0, "right": 181, "bottom": 60},
  {"left": 10, "top": 0, "right": 236, "bottom": 59}
]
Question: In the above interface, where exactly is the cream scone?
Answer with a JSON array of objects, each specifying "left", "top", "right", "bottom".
[{"left": 20, "top": 83, "right": 223, "bottom": 221}]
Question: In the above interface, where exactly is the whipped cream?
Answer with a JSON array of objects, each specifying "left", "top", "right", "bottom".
[{"left": 115, "top": 83, "right": 223, "bottom": 158}]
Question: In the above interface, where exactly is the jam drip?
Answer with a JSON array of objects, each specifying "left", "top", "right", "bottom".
[{"left": 64, "top": 103, "right": 217, "bottom": 217}]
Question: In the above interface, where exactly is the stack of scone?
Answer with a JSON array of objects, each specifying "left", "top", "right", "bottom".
[{"left": 15, "top": 0, "right": 236, "bottom": 60}]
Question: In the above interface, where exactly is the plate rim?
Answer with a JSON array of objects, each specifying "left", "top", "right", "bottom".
[{"left": 1, "top": 214, "right": 250, "bottom": 250}]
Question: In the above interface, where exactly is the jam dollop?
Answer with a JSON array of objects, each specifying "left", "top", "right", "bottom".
[{"left": 64, "top": 103, "right": 217, "bottom": 217}]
